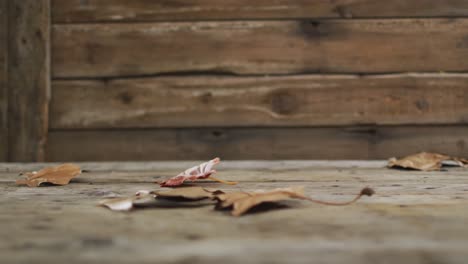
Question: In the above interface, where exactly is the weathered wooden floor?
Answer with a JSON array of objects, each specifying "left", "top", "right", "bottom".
[{"left": 1, "top": 161, "right": 468, "bottom": 264}]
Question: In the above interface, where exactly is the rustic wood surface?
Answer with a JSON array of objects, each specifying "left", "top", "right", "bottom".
[
  {"left": 0, "top": 0, "right": 7, "bottom": 161},
  {"left": 1, "top": 161, "right": 468, "bottom": 264},
  {"left": 52, "top": 0, "right": 468, "bottom": 23},
  {"left": 51, "top": 74, "right": 468, "bottom": 129},
  {"left": 7, "top": 0, "right": 50, "bottom": 161},
  {"left": 52, "top": 19, "right": 468, "bottom": 78},
  {"left": 46, "top": 126, "right": 468, "bottom": 161}
]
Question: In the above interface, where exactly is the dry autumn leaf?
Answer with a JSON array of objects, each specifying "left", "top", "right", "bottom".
[
  {"left": 16, "top": 164, "right": 82, "bottom": 187},
  {"left": 215, "top": 186, "right": 375, "bottom": 216},
  {"left": 215, "top": 192, "right": 252, "bottom": 209},
  {"left": 388, "top": 152, "right": 468, "bottom": 171},
  {"left": 100, "top": 186, "right": 374, "bottom": 214},
  {"left": 100, "top": 187, "right": 224, "bottom": 211},
  {"left": 160, "top": 158, "right": 237, "bottom": 187}
]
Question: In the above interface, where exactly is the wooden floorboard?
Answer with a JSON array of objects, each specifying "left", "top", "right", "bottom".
[{"left": 1, "top": 162, "right": 468, "bottom": 263}]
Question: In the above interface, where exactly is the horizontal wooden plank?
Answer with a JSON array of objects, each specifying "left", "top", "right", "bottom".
[
  {"left": 46, "top": 126, "right": 468, "bottom": 161},
  {"left": 52, "top": 0, "right": 468, "bottom": 23},
  {"left": 52, "top": 19, "right": 468, "bottom": 78},
  {"left": 50, "top": 74, "right": 468, "bottom": 129}
]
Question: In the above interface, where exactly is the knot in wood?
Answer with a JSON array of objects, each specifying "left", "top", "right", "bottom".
[
  {"left": 270, "top": 91, "right": 298, "bottom": 115},
  {"left": 199, "top": 92, "right": 213, "bottom": 104}
]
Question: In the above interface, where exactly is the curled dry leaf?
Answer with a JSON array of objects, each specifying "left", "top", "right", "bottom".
[
  {"left": 16, "top": 164, "right": 82, "bottom": 187},
  {"left": 388, "top": 152, "right": 468, "bottom": 171},
  {"left": 215, "top": 186, "right": 375, "bottom": 216},
  {"left": 160, "top": 157, "right": 237, "bottom": 187}
]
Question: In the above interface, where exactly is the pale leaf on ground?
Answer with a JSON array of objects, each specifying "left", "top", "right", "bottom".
[{"left": 99, "top": 197, "right": 134, "bottom": 211}]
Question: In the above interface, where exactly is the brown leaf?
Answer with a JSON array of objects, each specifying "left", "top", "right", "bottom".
[
  {"left": 388, "top": 152, "right": 468, "bottom": 171},
  {"left": 153, "top": 187, "right": 224, "bottom": 201},
  {"left": 227, "top": 187, "right": 306, "bottom": 216},
  {"left": 215, "top": 192, "right": 252, "bottom": 209},
  {"left": 100, "top": 188, "right": 224, "bottom": 211},
  {"left": 16, "top": 164, "right": 82, "bottom": 187},
  {"left": 215, "top": 186, "right": 374, "bottom": 216},
  {"left": 100, "top": 187, "right": 374, "bottom": 215}
]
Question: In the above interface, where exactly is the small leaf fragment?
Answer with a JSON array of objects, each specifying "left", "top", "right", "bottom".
[
  {"left": 16, "top": 164, "right": 82, "bottom": 187},
  {"left": 160, "top": 158, "right": 237, "bottom": 187},
  {"left": 99, "top": 197, "right": 134, "bottom": 211},
  {"left": 388, "top": 152, "right": 468, "bottom": 171},
  {"left": 100, "top": 191, "right": 157, "bottom": 211}
]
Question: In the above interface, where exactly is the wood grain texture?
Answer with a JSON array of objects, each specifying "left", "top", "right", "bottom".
[
  {"left": 0, "top": 0, "right": 7, "bottom": 161},
  {"left": 51, "top": 74, "right": 468, "bottom": 129},
  {"left": 0, "top": 160, "right": 389, "bottom": 173},
  {"left": 52, "top": 0, "right": 468, "bottom": 23},
  {"left": 1, "top": 163, "right": 468, "bottom": 264},
  {"left": 52, "top": 19, "right": 468, "bottom": 78},
  {"left": 8, "top": 0, "right": 50, "bottom": 161},
  {"left": 46, "top": 126, "right": 468, "bottom": 161}
]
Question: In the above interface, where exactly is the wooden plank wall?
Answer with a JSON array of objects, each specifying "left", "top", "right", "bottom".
[{"left": 46, "top": 1, "right": 468, "bottom": 161}]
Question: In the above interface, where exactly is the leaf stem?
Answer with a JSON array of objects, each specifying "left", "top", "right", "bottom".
[
  {"left": 301, "top": 187, "right": 375, "bottom": 206},
  {"left": 207, "top": 176, "right": 238, "bottom": 185}
]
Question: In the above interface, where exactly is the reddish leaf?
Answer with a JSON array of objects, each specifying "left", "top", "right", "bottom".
[{"left": 160, "top": 158, "right": 237, "bottom": 187}]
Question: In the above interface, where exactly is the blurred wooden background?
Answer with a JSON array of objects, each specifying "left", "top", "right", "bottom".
[{"left": 1, "top": 0, "right": 468, "bottom": 161}]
